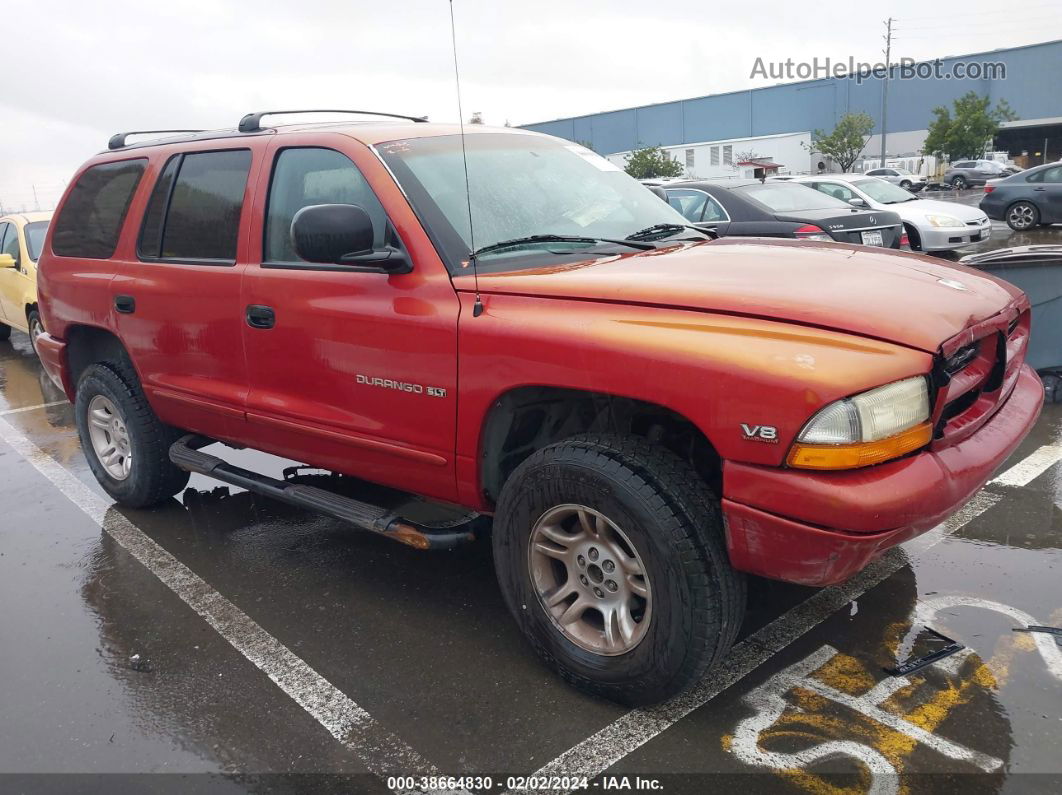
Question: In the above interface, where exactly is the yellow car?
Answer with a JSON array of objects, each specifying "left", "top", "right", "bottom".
[{"left": 0, "top": 211, "right": 52, "bottom": 354}]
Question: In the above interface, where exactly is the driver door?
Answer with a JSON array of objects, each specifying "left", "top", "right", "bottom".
[{"left": 240, "top": 135, "right": 461, "bottom": 503}]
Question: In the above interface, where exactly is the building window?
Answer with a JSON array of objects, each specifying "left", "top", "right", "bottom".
[
  {"left": 710, "top": 147, "right": 719, "bottom": 166},
  {"left": 723, "top": 145, "right": 733, "bottom": 166},
  {"left": 685, "top": 149, "right": 694, "bottom": 168}
]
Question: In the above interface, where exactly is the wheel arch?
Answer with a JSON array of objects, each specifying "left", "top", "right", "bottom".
[
  {"left": 65, "top": 324, "right": 136, "bottom": 389},
  {"left": 477, "top": 385, "right": 722, "bottom": 507}
]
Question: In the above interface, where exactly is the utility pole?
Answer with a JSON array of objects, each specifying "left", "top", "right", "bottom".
[
  {"left": 32, "top": 185, "right": 40, "bottom": 211},
  {"left": 879, "top": 17, "right": 893, "bottom": 167}
]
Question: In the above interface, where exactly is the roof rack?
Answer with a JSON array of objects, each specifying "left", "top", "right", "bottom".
[
  {"left": 108, "top": 130, "right": 206, "bottom": 150},
  {"left": 238, "top": 109, "right": 428, "bottom": 133}
]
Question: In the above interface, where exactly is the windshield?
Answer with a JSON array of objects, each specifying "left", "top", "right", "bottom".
[
  {"left": 853, "top": 179, "right": 918, "bottom": 204},
  {"left": 733, "top": 182, "right": 851, "bottom": 212},
  {"left": 25, "top": 221, "right": 49, "bottom": 261},
  {"left": 377, "top": 133, "right": 689, "bottom": 272}
]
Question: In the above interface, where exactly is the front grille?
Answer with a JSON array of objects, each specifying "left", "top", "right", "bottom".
[{"left": 934, "top": 306, "right": 1029, "bottom": 445}]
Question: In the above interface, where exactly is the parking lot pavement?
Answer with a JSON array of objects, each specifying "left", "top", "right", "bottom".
[{"left": 2, "top": 327, "right": 1061, "bottom": 794}]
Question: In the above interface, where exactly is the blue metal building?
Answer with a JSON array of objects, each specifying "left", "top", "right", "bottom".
[{"left": 521, "top": 39, "right": 1062, "bottom": 162}]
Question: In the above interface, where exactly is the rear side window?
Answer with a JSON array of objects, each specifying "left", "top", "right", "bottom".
[
  {"left": 264, "top": 147, "right": 387, "bottom": 264},
  {"left": 52, "top": 160, "right": 146, "bottom": 258},
  {"left": 139, "top": 149, "right": 252, "bottom": 263}
]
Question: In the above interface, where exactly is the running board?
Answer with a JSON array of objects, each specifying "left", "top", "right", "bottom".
[{"left": 169, "top": 435, "right": 478, "bottom": 550}]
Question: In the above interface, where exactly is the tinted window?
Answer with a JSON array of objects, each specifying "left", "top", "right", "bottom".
[
  {"left": 734, "top": 182, "right": 850, "bottom": 212},
  {"left": 25, "top": 221, "right": 49, "bottom": 261},
  {"left": 0, "top": 223, "right": 17, "bottom": 264},
  {"left": 1040, "top": 166, "right": 1062, "bottom": 183},
  {"left": 160, "top": 150, "right": 251, "bottom": 262},
  {"left": 954, "top": 161, "right": 974, "bottom": 169},
  {"left": 52, "top": 160, "right": 146, "bottom": 258},
  {"left": 138, "top": 155, "right": 180, "bottom": 258},
  {"left": 702, "top": 194, "right": 727, "bottom": 222},
  {"left": 813, "top": 182, "right": 857, "bottom": 202},
  {"left": 265, "top": 148, "right": 387, "bottom": 263}
]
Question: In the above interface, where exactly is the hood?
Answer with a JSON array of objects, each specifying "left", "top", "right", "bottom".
[
  {"left": 459, "top": 238, "right": 1024, "bottom": 353},
  {"left": 894, "top": 198, "right": 986, "bottom": 222}
]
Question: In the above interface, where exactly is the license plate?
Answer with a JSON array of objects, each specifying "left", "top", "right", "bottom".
[{"left": 861, "top": 230, "right": 885, "bottom": 246}]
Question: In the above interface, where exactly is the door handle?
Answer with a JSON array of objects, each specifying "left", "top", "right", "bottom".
[
  {"left": 114, "top": 295, "right": 136, "bottom": 314},
  {"left": 1033, "top": 187, "right": 1046, "bottom": 191},
  {"left": 246, "top": 304, "right": 275, "bottom": 329}
]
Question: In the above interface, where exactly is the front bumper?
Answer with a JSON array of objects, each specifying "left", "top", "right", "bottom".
[
  {"left": 722, "top": 364, "right": 1043, "bottom": 586},
  {"left": 919, "top": 218, "right": 993, "bottom": 251}
]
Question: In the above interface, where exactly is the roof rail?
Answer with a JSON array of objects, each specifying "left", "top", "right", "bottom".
[
  {"left": 238, "top": 109, "right": 428, "bottom": 133},
  {"left": 108, "top": 130, "right": 206, "bottom": 150}
]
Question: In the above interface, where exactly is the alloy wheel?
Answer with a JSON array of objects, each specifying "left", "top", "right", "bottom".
[
  {"left": 1007, "top": 203, "right": 1036, "bottom": 230},
  {"left": 86, "top": 395, "right": 133, "bottom": 480},
  {"left": 527, "top": 504, "right": 652, "bottom": 656}
]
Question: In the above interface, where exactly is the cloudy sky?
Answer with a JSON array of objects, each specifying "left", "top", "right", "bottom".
[{"left": 3, "top": 0, "right": 1060, "bottom": 212}]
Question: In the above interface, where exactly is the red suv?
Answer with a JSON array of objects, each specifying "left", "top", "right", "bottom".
[{"left": 36, "top": 111, "right": 1042, "bottom": 705}]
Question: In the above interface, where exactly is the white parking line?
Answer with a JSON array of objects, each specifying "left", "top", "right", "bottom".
[
  {"left": 511, "top": 443, "right": 1062, "bottom": 794},
  {"left": 0, "top": 399, "right": 68, "bottom": 416},
  {"left": 989, "top": 442, "right": 1062, "bottom": 487},
  {"left": 0, "top": 416, "right": 456, "bottom": 794}
]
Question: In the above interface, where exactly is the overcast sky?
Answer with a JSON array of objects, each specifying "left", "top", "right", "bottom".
[{"left": 3, "top": 0, "right": 1060, "bottom": 212}]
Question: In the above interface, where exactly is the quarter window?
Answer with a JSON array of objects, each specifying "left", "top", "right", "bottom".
[
  {"left": 52, "top": 160, "right": 146, "bottom": 259},
  {"left": 264, "top": 147, "right": 387, "bottom": 264}
]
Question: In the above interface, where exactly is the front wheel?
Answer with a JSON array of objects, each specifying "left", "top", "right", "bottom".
[
  {"left": 493, "top": 434, "right": 745, "bottom": 705},
  {"left": 900, "top": 180, "right": 912, "bottom": 190},
  {"left": 951, "top": 176, "right": 967, "bottom": 190},
  {"left": 75, "top": 362, "right": 190, "bottom": 508},
  {"left": 1006, "top": 201, "right": 1040, "bottom": 231}
]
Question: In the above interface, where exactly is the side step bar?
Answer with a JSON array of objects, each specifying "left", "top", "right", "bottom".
[{"left": 169, "top": 435, "right": 478, "bottom": 550}]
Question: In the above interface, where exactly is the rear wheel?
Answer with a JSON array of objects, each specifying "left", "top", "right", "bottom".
[
  {"left": 493, "top": 434, "right": 745, "bottom": 705},
  {"left": 1006, "top": 201, "right": 1039, "bottom": 231},
  {"left": 950, "top": 176, "right": 967, "bottom": 189},
  {"left": 75, "top": 361, "right": 189, "bottom": 508},
  {"left": 0, "top": 323, "right": 10, "bottom": 341}
]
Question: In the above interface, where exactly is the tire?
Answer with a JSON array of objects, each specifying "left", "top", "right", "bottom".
[
  {"left": 900, "top": 180, "right": 912, "bottom": 190},
  {"left": 26, "top": 309, "right": 44, "bottom": 357},
  {"left": 1006, "top": 201, "right": 1040, "bottom": 231},
  {"left": 903, "top": 224, "right": 922, "bottom": 252},
  {"left": 493, "top": 433, "right": 745, "bottom": 706},
  {"left": 950, "top": 176, "right": 967, "bottom": 189},
  {"left": 0, "top": 323, "right": 10, "bottom": 341},
  {"left": 75, "top": 361, "right": 190, "bottom": 508}
]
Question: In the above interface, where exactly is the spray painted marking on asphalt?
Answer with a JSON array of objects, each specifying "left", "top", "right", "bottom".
[
  {"left": 0, "top": 417, "right": 466, "bottom": 795},
  {"left": 0, "top": 399, "right": 67, "bottom": 416},
  {"left": 510, "top": 442, "right": 1062, "bottom": 795}
]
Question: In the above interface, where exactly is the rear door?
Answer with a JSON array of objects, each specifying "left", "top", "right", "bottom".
[
  {"left": 113, "top": 145, "right": 258, "bottom": 441},
  {"left": 240, "top": 134, "right": 462, "bottom": 503},
  {"left": 1034, "top": 165, "right": 1062, "bottom": 221}
]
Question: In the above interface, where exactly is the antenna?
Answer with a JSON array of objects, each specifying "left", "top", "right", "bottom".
[{"left": 449, "top": 0, "right": 483, "bottom": 317}]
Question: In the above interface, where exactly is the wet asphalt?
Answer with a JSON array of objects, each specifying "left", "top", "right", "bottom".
[{"left": 1, "top": 221, "right": 1061, "bottom": 794}]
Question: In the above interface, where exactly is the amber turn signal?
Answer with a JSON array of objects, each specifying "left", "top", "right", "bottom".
[{"left": 787, "top": 421, "right": 933, "bottom": 470}]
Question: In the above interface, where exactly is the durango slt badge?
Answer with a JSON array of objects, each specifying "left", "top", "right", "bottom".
[{"left": 356, "top": 374, "right": 447, "bottom": 397}]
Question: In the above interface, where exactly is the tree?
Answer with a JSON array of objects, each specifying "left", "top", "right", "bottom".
[
  {"left": 623, "top": 144, "right": 684, "bottom": 179},
  {"left": 804, "top": 112, "right": 875, "bottom": 172},
  {"left": 468, "top": 112, "right": 484, "bottom": 125},
  {"left": 922, "top": 92, "right": 1018, "bottom": 160},
  {"left": 733, "top": 150, "right": 765, "bottom": 170}
]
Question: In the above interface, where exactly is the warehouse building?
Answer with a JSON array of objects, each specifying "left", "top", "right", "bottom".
[{"left": 522, "top": 39, "right": 1062, "bottom": 178}]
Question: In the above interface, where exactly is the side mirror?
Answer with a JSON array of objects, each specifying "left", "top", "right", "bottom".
[
  {"left": 0, "top": 253, "right": 15, "bottom": 268},
  {"left": 848, "top": 198, "right": 866, "bottom": 207},
  {"left": 291, "top": 204, "right": 411, "bottom": 273}
]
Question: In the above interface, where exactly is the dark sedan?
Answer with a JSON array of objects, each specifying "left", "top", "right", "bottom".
[
  {"left": 663, "top": 179, "right": 904, "bottom": 248},
  {"left": 979, "top": 162, "right": 1062, "bottom": 231}
]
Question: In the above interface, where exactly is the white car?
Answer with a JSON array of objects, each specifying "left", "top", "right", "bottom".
[{"left": 790, "top": 174, "right": 992, "bottom": 252}]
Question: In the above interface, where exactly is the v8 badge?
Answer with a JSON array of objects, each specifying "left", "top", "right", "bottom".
[{"left": 741, "top": 424, "right": 779, "bottom": 443}]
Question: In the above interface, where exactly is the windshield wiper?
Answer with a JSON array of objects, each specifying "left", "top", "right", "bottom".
[
  {"left": 471, "top": 234, "right": 653, "bottom": 259},
  {"left": 626, "top": 223, "right": 713, "bottom": 241}
]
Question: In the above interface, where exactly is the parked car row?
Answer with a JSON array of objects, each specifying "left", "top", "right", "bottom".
[{"left": 0, "top": 211, "right": 52, "bottom": 353}]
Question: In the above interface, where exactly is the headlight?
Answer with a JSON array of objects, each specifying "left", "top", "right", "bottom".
[
  {"left": 925, "top": 214, "right": 963, "bottom": 228},
  {"left": 787, "top": 377, "right": 932, "bottom": 470}
]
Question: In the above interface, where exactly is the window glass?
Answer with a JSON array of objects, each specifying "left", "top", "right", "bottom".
[
  {"left": 710, "top": 147, "right": 719, "bottom": 166},
  {"left": 684, "top": 149, "right": 694, "bottom": 169},
  {"left": 52, "top": 160, "right": 146, "bottom": 258},
  {"left": 702, "top": 194, "right": 728, "bottom": 222},
  {"left": 161, "top": 150, "right": 251, "bottom": 261},
  {"left": 0, "top": 223, "right": 17, "bottom": 264},
  {"left": 722, "top": 145, "right": 733, "bottom": 165},
  {"left": 24, "top": 221, "right": 49, "bottom": 261},
  {"left": 735, "top": 182, "right": 851, "bottom": 212},
  {"left": 954, "top": 161, "right": 974, "bottom": 169},
  {"left": 265, "top": 148, "right": 387, "bottom": 263},
  {"left": 138, "top": 156, "right": 180, "bottom": 258},
  {"left": 813, "top": 182, "right": 857, "bottom": 202},
  {"left": 852, "top": 179, "right": 918, "bottom": 204},
  {"left": 666, "top": 190, "right": 707, "bottom": 222},
  {"left": 1040, "top": 166, "right": 1062, "bottom": 183}
]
